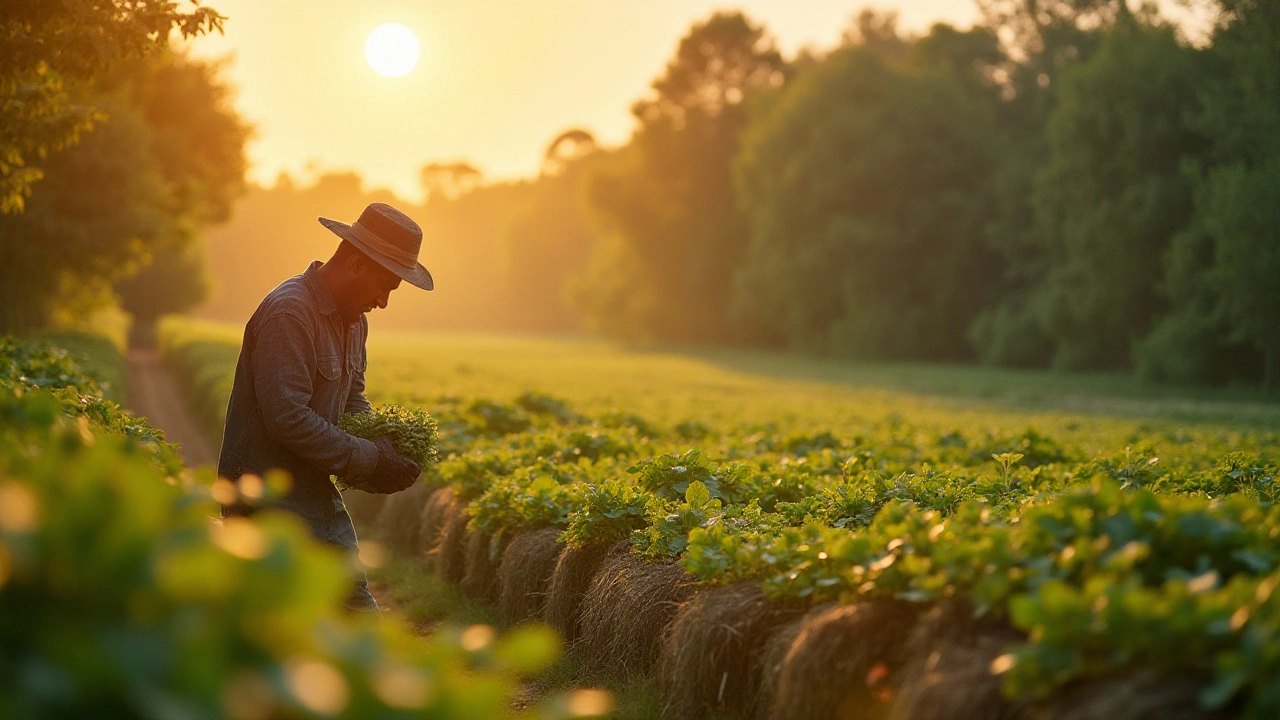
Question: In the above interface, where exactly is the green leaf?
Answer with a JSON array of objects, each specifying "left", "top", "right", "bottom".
[{"left": 686, "top": 480, "right": 711, "bottom": 509}]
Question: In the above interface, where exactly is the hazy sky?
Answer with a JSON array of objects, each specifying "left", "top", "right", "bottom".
[{"left": 184, "top": 1, "right": 1205, "bottom": 202}]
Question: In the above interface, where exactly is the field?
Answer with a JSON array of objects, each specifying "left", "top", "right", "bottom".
[{"left": 157, "top": 317, "right": 1280, "bottom": 719}]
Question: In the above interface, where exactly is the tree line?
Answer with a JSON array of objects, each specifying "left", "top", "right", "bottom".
[
  {"left": 0, "top": 1, "right": 248, "bottom": 342},
  {"left": 572, "top": 0, "right": 1279, "bottom": 390}
]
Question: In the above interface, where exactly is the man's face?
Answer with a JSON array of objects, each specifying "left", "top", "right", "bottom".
[{"left": 340, "top": 257, "right": 402, "bottom": 322}]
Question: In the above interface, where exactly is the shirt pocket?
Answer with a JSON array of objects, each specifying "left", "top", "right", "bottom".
[{"left": 317, "top": 355, "right": 343, "bottom": 382}]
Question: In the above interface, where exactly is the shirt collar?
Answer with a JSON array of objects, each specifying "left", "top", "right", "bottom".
[{"left": 303, "top": 260, "right": 339, "bottom": 317}]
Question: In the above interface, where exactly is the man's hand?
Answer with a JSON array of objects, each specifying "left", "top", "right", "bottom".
[{"left": 368, "top": 434, "right": 420, "bottom": 494}]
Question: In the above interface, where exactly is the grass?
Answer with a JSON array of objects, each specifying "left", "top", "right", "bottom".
[
  {"left": 367, "top": 554, "right": 664, "bottom": 719},
  {"left": 158, "top": 318, "right": 1280, "bottom": 432},
  {"left": 348, "top": 332, "right": 1278, "bottom": 470},
  {"left": 159, "top": 319, "right": 1280, "bottom": 486},
  {"left": 360, "top": 331, "right": 1280, "bottom": 430},
  {"left": 685, "top": 345, "right": 1280, "bottom": 426},
  {"left": 368, "top": 556, "right": 497, "bottom": 629}
]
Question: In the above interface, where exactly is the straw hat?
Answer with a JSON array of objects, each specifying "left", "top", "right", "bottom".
[{"left": 318, "top": 203, "right": 434, "bottom": 291}]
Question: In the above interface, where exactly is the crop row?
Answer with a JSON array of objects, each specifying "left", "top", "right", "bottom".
[
  {"left": 0, "top": 337, "right": 568, "bottom": 719},
  {"left": 329, "top": 389, "right": 1279, "bottom": 720},
  {"left": 157, "top": 324, "right": 1280, "bottom": 718}
]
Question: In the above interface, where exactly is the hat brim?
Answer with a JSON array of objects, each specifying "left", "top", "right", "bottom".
[{"left": 318, "top": 217, "right": 434, "bottom": 291}]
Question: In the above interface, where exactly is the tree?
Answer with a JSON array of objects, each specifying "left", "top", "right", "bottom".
[
  {"left": 420, "top": 162, "right": 482, "bottom": 202},
  {"left": 1196, "top": 161, "right": 1280, "bottom": 391},
  {"left": 0, "top": 0, "right": 225, "bottom": 213},
  {"left": 1150, "top": 0, "right": 1280, "bottom": 390},
  {"left": 1024, "top": 22, "right": 1208, "bottom": 370},
  {"left": 0, "top": 93, "right": 165, "bottom": 331},
  {"left": 576, "top": 12, "right": 786, "bottom": 343},
  {"left": 500, "top": 133, "right": 608, "bottom": 332},
  {"left": 542, "top": 128, "right": 596, "bottom": 177},
  {"left": 977, "top": 0, "right": 1131, "bottom": 93},
  {"left": 969, "top": 0, "right": 1132, "bottom": 366},
  {"left": 116, "top": 242, "right": 210, "bottom": 346},
  {"left": 109, "top": 52, "right": 248, "bottom": 338},
  {"left": 0, "top": 50, "right": 248, "bottom": 333},
  {"left": 731, "top": 25, "right": 1003, "bottom": 360}
]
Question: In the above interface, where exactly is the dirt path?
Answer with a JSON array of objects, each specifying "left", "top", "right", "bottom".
[{"left": 126, "top": 348, "right": 217, "bottom": 469}]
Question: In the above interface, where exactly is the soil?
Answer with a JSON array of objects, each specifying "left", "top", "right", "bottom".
[{"left": 125, "top": 348, "right": 217, "bottom": 468}]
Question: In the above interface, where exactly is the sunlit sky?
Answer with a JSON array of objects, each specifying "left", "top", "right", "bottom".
[{"left": 184, "top": 0, "right": 1208, "bottom": 203}]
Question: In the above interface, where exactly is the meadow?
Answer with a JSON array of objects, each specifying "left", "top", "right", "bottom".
[
  {"left": 150, "top": 317, "right": 1280, "bottom": 719},
  {"left": 160, "top": 318, "right": 1280, "bottom": 442}
]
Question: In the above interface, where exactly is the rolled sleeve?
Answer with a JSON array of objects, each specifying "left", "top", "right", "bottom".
[{"left": 252, "top": 312, "right": 378, "bottom": 480}]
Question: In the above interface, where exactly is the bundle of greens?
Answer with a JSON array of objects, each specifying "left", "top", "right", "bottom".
[{"left": 336, "top": 404, "right": 441, "bottom": 491}]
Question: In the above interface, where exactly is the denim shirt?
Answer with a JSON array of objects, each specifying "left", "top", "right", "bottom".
[{"left": 217, "top": 261, "right": 379, "bottom": 540}]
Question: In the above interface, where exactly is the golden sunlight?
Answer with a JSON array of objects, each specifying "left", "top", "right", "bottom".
[{"left": 365, "top": 23, "right": 419, "bottom": 78}]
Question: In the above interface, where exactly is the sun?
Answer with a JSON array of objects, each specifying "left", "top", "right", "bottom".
[{"left": 365, "top": 23, "right": 420, "bottom": 78}]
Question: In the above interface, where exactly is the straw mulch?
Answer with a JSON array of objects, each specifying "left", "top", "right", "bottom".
[
  {"left": 576, "top": 553, "right": 697, "bottom": 682},
  {"left": 766, "top": 599, "right": 919, "bottom": 720},
  {"left": 658, "top": 581, "right": 808, "bottom": 720},
  {"left": 544, "top": 542, "right": 615, "bottom": 644},
  {"left": 371, "top": 481, "right": 434, "bottom": 555},
  {"left": 887, "top": 599, "right": 1023, "bottom": 720},
  {"left": 433, "top": 500, "right": 470, "bottom": 584},
  {"left": 459, "top": 529, "right": 501, "bottom": 601},
  {"left": 417, "top": 485, "right": 459, "bottom": 559},
  {"left": 496, "top": 528, "right": 564, "bottom": 625}
]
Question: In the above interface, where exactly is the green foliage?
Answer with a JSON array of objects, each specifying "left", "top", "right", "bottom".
[
  {"left": 0, "top": 347, "right": 555, "bottom": 718},
  {"left": 1, "top": 335, "right": 179, "bottom": 472},
  {"left": 435, "top": 447, "right": 523, "bottom": 499},
  {"left": 575, "top": 11, "right": 785, "bottom": 342},
  {"left": 706, "top": 483, "right": 1280, "bottom": 715},
  {"left": 0, "top": 91, "right": 165, "bottom": 332},
  {"left": 516, "top": 391, "right": 583, "bottom": 424},
  {"left": 0, "top": 47, "right": 248, "bottom": 333},
  {"left": 341, "top": 404, "right": 441, "bottom": 468},
  {"left": 466, "top": 399, "right": 533, "bottom": 436},
  {"left": 976, "top": 427, "right": 1075, "bottom": 468},
  {"left": 0, "top": 336, "right": 101, "bottom": 392},
  {"left": 974, "top": 2, "right": 1280, "bottom": 387},
  {"left": 156, "top": 316, "right": 241, "bottom": 436},
  {"left": 1027, "top": 23, "right": 1208, "bottom": 370},
  {"left": 161, "top": 318, "right": 1280, "bottom": 713},
  {"left": 1134, "top": 305, "right": 1246, "bottom": 385},
  {"left": 627, "top": 448, "right": 759, "bottom": 505},
  {"left": 469, "top": 469, "right": 582, "bottom": 543},
  {"left": 731, "top": 28, "right": 1001, "bottom": 360},
  {"left": 27, "top": 329, "right": 127, "bottom": 403},
  {"left": 560, "top": 479, "right": 650, "bottom": 549},
  {"left": 1193, "top": 158, "right": 1280, "bottom": 389},
  {"left": 116, "top": 239, "right": 211, "bottom": 342},
  {"left": 337, "top": 404, "right": 441, "bottom": 491},
  {"left": 0, "top": 0, "right": 226, "bottom": 213},
  {"left": 113, "top": 51, "right": 251, "bottom": 337}
]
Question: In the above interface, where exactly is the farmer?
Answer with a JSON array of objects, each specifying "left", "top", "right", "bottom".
[{"left": 216, "top": 202, "right": 433, "bottom": 612}]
